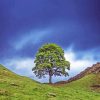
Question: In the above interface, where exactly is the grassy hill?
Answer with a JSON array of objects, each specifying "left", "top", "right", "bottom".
[{"left": 0, "top": 64, "right": 100, "bottom": 100}]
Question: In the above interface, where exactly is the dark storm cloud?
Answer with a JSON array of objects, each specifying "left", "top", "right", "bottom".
[
  {"left": 42, "top": 20, "right": 100, "bottom": 51},
  {"left": 0, "top": 0, "right": 100, "bottom": 60}
]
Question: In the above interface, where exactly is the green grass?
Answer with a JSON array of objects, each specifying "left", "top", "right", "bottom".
[{"left": 0, "top": 64, "right": 100, "bottom": 100}]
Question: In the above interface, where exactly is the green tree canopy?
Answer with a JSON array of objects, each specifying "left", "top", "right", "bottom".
[{"left": 32, "top": 43, "right": 70, "bottom": 83}]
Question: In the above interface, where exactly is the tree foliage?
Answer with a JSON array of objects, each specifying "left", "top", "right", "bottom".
[{"left": 32, "top": 43, "right": 70, "bottom": 83}]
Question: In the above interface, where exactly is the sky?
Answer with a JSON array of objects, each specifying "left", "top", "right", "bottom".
[{"left": 0, "top": 0, "right": 100, "bottom": 83}]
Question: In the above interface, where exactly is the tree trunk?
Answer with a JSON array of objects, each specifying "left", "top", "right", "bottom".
[
  {"left": 49, "top": 70, "right": 52, "bottom": 84},
  {"left": 49, "top": 74, "right": 52, "bottom": 84}
]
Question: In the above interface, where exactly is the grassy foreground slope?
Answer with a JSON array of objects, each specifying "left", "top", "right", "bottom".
[{"left": 0, "top": 64, "right": 100, "bottom": 100}]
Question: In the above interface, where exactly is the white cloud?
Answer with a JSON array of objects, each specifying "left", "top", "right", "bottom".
[
  {"left": 4, "top": 58, "right": 35, "bottom": 76},
  {"left": 12, "top": 29, "right": 52, "bottom": 50},
  {"left": 64, "top": 49, "right": 97, "bottom": 77}
]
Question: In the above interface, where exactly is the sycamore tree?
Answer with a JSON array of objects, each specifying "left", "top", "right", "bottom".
[{"left": 32, "top": 43, "right": 70, "bottom": 83}]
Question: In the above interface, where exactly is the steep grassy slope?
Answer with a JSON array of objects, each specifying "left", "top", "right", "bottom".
[{"left": 0, "top": 64, "right": 100, "bottom": 100}]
